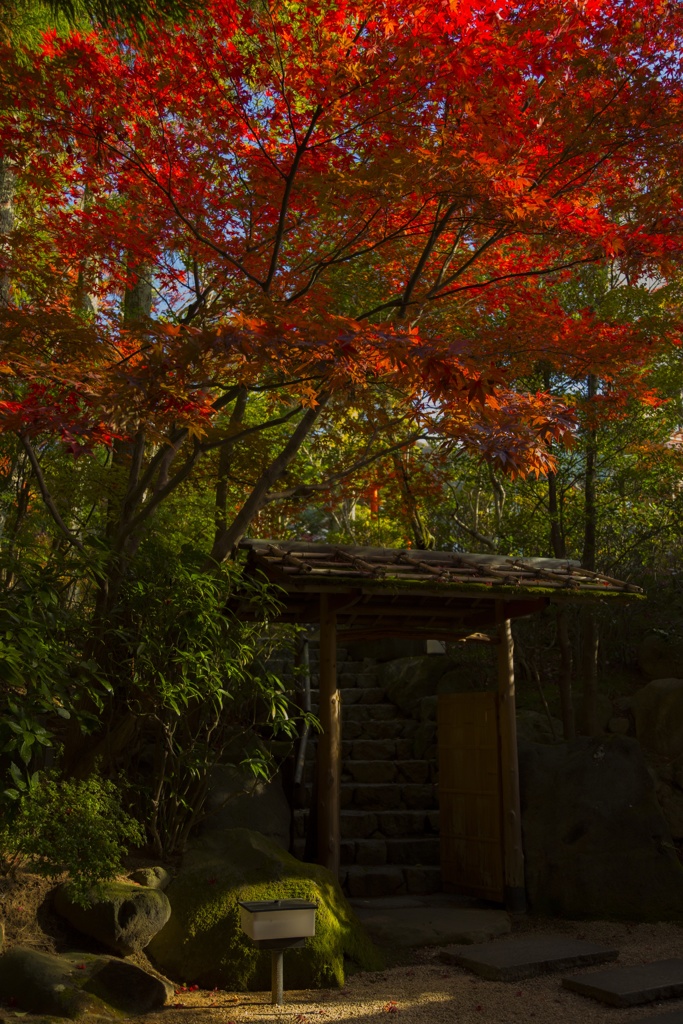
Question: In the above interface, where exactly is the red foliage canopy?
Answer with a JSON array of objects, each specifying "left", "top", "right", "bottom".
[{"left": 2, "top": 0, "right": 683, "bottom": 476}]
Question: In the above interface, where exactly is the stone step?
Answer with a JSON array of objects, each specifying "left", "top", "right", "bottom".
[
  {"left": 341, "top": 837, "right": 440, "bottom": 867},
  {"left": 301, "top": 782, "right": 437, "bottom": 812},
  {"left": 341, "top": 737, "right": 409, "bottom": 759},
  {"left": 339, "top": 703, "right": 398, "bottom": 722},
  {"left": 344, "top": 783, "right": 437, "bottom": 812},
  {"left": 562, "top": 960, "right": 683, "bottom": 1008},
  {"left": 441, "top": 935, "right": 619, "bottom": 982},
  {"left": 343, "top": 864, "right": 441, "bottom": 898},
  {"left": 340, "top": 809, "right": 439, "bottom": 839},
  {"left": 309, "top": 686, "right": 386, "bottom": 705},
  {"left": 346, "top": 760, "right": 433, "bottom": 784}
]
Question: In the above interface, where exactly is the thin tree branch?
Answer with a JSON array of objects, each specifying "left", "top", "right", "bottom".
[{"left": 19, "top": 434, "right": 87, "bottom": 555}]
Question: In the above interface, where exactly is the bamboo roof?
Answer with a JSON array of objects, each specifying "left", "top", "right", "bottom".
[{"left": 231, "top": 541, "right": 642, "bottom": 642}]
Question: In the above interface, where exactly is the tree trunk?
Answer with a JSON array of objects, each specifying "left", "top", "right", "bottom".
[
  {"left": 579, "top": 373, "right": 600, "bottom": 735},
  {"left": 0, "top": 158, "right": 14, "bottom": 307}
]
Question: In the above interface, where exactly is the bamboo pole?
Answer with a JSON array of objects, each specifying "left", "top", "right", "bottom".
[
  {"left": 496, "top": 606, "right": 526, "bottom": 913},
  {"left": 316, "top": 593, "right": 340, "bottom": 877}
]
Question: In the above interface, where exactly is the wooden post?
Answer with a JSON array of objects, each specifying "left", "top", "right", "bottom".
[
  {"left": 316, "top": 593, "right": 340, "bottom": 877},
  {"left": 497, "top": 606, "right": 526, "bottom": 913}
]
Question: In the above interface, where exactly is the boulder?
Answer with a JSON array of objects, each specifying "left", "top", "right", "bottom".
[
  {"left": 576, "top": 692, "right": 614, "bottom": 734},
  {"left": 54, "top": 881, "right": 171, "bottom": 955},
  {"left": 147, "top": 827, "right": 382, "bottom": 990},
  {"left": 632, "top": 679, "right": 683, "bottom": 758},
  {"left": 379, "top": 656, "right": 457, "bottom": 716},
  {"left": 0, "top": 946, "right": 172, "bottom": 1017},
  {"left": 638, "top": 631, "right": 683, "bottom": 681},
  {"left": 200, "top": 763, "right": 291, "bottom": 849},
  {"left": 653, "top": 777, "right": 683, "bottom": 839},
  {"left": 128, "top": 866, "right": 172, "bottom": 891},
  {"left": 516, "top": 709, "right": 563, "bottom": 744},
  {"left": 519, "top": 735, "right": 683, "bottom": 920}
]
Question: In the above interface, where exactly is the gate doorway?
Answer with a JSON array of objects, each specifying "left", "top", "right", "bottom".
[{"left": 438, "top": 692, "right": 504, "bottom": 902}]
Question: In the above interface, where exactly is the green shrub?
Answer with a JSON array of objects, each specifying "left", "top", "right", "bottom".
[{"left": 4, "top": 773, "right": 143, "bottom": 905}]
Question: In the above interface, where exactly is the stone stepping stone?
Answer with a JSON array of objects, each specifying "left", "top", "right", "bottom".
[
  {"left": 439, "top": 935, "right": 618, "bottom": 981},
  {"left": 562, "top": 959, "right": 683, "bottom": 1008},
  {"left": 628, "top": 1010, "right": 683, "bottom": 1024}
]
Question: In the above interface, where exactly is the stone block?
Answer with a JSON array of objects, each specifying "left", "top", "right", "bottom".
[
  {"left": 376, "top": 811, "right": 432, "bottom": 837},
  {"left": 361, "top": 720, "right": 406, "bottom": 739},
  {"left": 355, "top": 840, "right": 388, "bottom": 866},
  {"left": 353, "top": 784, "right": 403, "bottom": 811},
  {"left": 340, "top": 687, "right": 362, "bottom": 704},
  {"left": 348, "top": 761, "right": 397, "bottom": 784},
  {"left": 352, "top": 738, "right": 395, "bottom": 760},
  {"left": 345, "top": 703, "right": 396, "bottom": 721},
  {"left": 404, "top": 784, "right": 437, "bottom": 810},
  {"left": 396, "top": 760, "right": 430, "bottom": 784},
  {"left": 403, "top": 866, "right": 441, "bottom": 894},
  {"left": 341, "top": 811, "right": 379, "bottom": 838},
  {"left": 386, "top": 837, "right": 440, "bottom": 865},
  {"left": 358, "top": 687, "right": 388, "bottom": 704},
  {"left": 345, "top": 866, "right": 406, "bottom": 898}
]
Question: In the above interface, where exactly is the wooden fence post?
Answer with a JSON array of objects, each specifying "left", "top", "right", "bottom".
[
  {"left": 497, "top": 607, "right": 526, "bottom": 913},
  {"left": 316, "top": 593, "right": 340, "bottom": 877}
]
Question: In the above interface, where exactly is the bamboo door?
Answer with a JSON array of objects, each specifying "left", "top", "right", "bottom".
[{"left": 437, "top": 692, "right": 504, "bottom": 901}]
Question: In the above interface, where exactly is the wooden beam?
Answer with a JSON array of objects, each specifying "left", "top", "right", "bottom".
[
  {"left": 496, "top": 605, "right": 526, "bottom": 913},
  {"left": 316, "top": 593, "right": 340, "bottom": 877}
]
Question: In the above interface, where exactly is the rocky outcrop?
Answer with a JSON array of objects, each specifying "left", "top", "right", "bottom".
[
  {"left": 54, "top": 880, "right": 171, "bottom": 955},
  {"left": 0, "top": 946, "right": 172, "bottom": 1017},
  {"left": 632, "top": 678, "right": 683, "bottom": 758},
  {"left": 638, "top": 632, "right": 683, "bottom": 681},
  {"left": 519, "top": 735, "right": 683, "bottom": 920},
  {"left": 147, "top": 827, "right": 381, "bottom": 990},
  {"left": 129, "top": 866, "right": 172, "bottom": 890},
  {"left": 200, "top": 763, "right": 291, "bottom": 850}
]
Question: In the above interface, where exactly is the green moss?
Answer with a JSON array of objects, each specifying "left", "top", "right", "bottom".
[{"left": 147, "top": 829, "right": 382, "bottom": 991}]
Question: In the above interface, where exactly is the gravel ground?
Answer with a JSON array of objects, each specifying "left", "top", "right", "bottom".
[{"left": 134, "top": 918, "right": 683, "bottom": 1024}]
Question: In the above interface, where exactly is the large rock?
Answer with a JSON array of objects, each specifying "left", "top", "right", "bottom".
[
  {"left": 519, "top": 736, "right": 683, "bottom": 920},
  {"left": 516, "top": 709, "right": 563, "bottom": 744},
  {"left": 0, "top": 946, "right": 172, "bottom": 1017},
  {"left": 378, "top": 656, "right": 457, "bottom": 715},
  {"left": 147, "top": 827, "right": 382, "bottom": 990},
  {"left": 632, "top": 679, "right": 683, "bottom": 758},
  {"left": 54, "top": 881, "right": 171, "bottom": 955},
  {"left": 200, "top": 764, "right": 291, "bottom": 849},
  {"left": 639, "top": 632, "right": 683, "bottom": 680},
  {"left": 128, "top": 866, "right": 172, "bottom": 891}
]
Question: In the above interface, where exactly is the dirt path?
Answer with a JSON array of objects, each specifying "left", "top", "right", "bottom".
[{"left": 134, "top": 919, "right": 683, "bottom": 1024}]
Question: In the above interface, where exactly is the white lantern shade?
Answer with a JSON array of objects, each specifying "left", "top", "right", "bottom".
[{"left": 239, "top": 899, "right": 316, "bottom": 941}]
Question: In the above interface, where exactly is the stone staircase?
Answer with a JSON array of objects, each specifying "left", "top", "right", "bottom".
[{"left": 290, "top": 644, "right": 441, "bottom": 897}]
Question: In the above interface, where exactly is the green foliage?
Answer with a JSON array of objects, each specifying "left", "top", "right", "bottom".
[
  {"left": 2, "top": 772, "right": 144, "bottom": 905},
  {"left": 0, "top": 568, "right": 111, "bottom": 793},
  {"left": 107, "top": 551, "right": 313, "bottom": 857}
]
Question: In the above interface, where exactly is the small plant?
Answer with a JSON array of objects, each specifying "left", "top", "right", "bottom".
[{"left": 4, "top": 772, "right": 144, "bottom": 905}]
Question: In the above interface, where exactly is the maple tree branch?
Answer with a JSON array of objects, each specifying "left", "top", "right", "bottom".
[
  {"left": 399, "top": 200, "right": 458, "bottom": 316},
  {"left": 117, "top": 440, "right": 204, "bottom": 540},
  {"left": 264, "top": 431, "right": 427, "bottom": 503},
  {"left": 429, "top": 253, "right": 602, "bottom": 302},
  {"left": 206, "top": 394, "right": 330, "bottom": 566},
  {"left": 264, "top": 107, "right": 322, "bottom": 293},
  {"left": 199, "top": 404, "right": 303, "bottom": 452},
  {"left": 19, "top": 435, "right": 87, "bottom": 556}
]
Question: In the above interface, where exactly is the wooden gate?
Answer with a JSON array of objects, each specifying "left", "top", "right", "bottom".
[{"left": 438, "top": 692, "right": 504, "bottom": 901}]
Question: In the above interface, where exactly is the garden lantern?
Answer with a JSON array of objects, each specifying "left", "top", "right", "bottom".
[{"left": 238, "top": 898, "right": 316, "bottom": 1005}]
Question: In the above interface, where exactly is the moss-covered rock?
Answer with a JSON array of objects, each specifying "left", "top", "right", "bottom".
[{"left": 147, "top": 828, "right": 382, "bottom": 991}]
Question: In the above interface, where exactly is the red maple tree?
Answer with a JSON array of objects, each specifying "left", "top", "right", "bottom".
[{"left": 1, "top": 0, "right": 682, "bottom": 587}]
